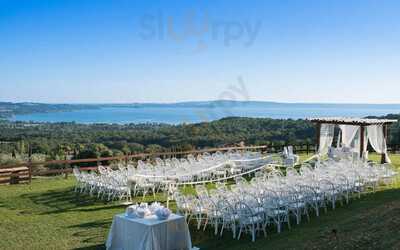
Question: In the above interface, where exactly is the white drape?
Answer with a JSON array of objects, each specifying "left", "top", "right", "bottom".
[
  {"left": 351, "top": 128, "right": 369, "bottom": 159},
  {"left": 319, "top": 124, "right": 335, "bottom": 155},
  {"left": 353, "top": 129, "right": 360, "bottom": 154},
  {"left": 367, "top": 125, "right": 391, "bottom": 163},
  {"left": 339, "top": 125, "right": 359, "bottom": 148},
  {"left": 336, "top": 130, "right": 341, "bottom": 148}
]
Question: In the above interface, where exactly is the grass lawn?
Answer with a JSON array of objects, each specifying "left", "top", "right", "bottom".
[{"left": 1, "top": 153, "right": 400, "bottom": 250}]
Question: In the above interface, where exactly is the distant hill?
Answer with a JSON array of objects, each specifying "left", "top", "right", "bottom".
[
  {"left": 1, "top": 100, "right": 400, "bottom": 119},
  {"left": 100, "top": 100, "right": 400, "bottom": 109},
  {"left": 0, "top": 102, "right": 98, "bottom": 118}
]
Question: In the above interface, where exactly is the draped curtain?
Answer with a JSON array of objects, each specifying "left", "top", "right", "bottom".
[
  {"left": 339, "top": 125, "right": 359, "bottom": 148},
  {"left": 319, "top": 124, "right": 335, "bottom": 155},
  {"left": 352, "top": 129, "right": 360, "bottom": 154},
  {"left": 338, "top": 125, "right": 369, "bottom": 158},
  {"left": 367, "top": 125, "right": 391, "bottom": 163},
  {"left": 336, "top": 130, "right": 341, "bottom": 148}
]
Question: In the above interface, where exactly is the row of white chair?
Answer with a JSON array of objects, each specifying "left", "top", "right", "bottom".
[
  {"left": 73, "top": 166, "right": 131, "bottom": 201},
  {"left": 174, "top": 159, "right": 397, "bottom": 242},
  {"left": 73, "top": 151, "right": 273, "bottom": 200},
  {"left": 132, "top": 151, "right": 267, "bottom": 182}
]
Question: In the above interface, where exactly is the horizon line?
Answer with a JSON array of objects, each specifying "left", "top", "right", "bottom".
[{"left": 2, "top": 99, "right": 400, "bottom": 106}]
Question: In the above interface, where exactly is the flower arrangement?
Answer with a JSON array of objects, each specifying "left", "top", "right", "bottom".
[
  {"left": 125, "top": 202, "right": 170, "bottom": 219},
  {"left": 155, "top": 207, "right": 171, "bottom": 220}
]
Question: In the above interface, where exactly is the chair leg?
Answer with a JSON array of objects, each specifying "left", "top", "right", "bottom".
[
  {"left": 203, "top": 216, "right": 209, "bottom": 231},
  {"left": 285, "top": 213, "right": 291, "bottom": 230},
  {"left": 197, "top": 214, "right": 202, "bottom": 230},
  {"left": 296, "top": 209, "right": 301, "bottom": 225},
  {"left": 252, "top": 224, "right": 256, "bottom": 242},
  {"left": 305, "top": 208, "right": 310, "bottom": 222},
  {"left": 237, "top": 226, "right": 242, "bottom": 240},
  {"left": 220, "top": 222, "right": 225, "bottom": 237}
]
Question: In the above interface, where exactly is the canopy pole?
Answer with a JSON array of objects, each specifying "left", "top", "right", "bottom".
[
  {"left": 381, "top": 124, "right": 388, "bottom": 164},
  {"left": 360, "top": 126, "right": 365, "bottom": 159}
]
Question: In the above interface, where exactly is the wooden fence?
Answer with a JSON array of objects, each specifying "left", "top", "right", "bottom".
[{"left": 0, "top": 167, "right": 30, "bottom": 185}]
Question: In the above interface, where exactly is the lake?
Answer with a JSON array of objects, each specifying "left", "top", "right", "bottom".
[{"left": 10, "top": 103, "right": 400, "bottom": 124}]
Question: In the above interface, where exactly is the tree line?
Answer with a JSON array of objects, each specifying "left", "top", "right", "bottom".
[{"left": 0, "top": 115, "right": 399, "bottom": 166}]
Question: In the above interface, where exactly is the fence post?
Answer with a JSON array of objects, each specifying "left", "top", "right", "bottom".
[
  {"left": 64, "top": 164, "right": 69, "bottom": 179},
  {"left": 64, "top": 156, "right": 69, "bottom": 179},
  {"left": 28, "top": 160, "right": 32, "bottom": 184},
  {"left": 28, "top": 143, "right": 32, "bottom": 183}
]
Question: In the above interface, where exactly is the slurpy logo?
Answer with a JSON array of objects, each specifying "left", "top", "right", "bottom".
[{"left": 139, "top": 10, "right": 262, "bottom": 52}]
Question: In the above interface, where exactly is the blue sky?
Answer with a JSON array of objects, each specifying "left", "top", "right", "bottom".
[{"left": 0, "top": 0, "right": 399, "bottom": 104}]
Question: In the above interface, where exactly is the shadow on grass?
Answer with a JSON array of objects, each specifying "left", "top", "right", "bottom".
[
  {"left": 73, "top": 245, "right": 105, "bottom": 250},
  {"left": 69, "top": 219, "right": 112, "bottom": 249},
  {"left": 69, "top": 219, "right": 112, "bottom": 230},
  {"left": 20, "top": 187, "right": 125, "bottom": 214}
]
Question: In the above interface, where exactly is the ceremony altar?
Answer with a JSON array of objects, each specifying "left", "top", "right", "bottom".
[{"left": 310, "top": 117, "right": 397, "bottom": 163}]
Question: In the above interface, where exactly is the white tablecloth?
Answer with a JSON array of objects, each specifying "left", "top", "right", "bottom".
[{"left": 106, "top": 213, "right": 192, "bottom": 250}]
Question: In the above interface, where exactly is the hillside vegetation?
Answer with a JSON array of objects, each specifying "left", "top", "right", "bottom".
[{"left": 1, "top": 114, "right": 399, "bottom": 165}]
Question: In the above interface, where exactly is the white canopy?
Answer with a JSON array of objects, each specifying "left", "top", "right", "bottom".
[{"left": 310, "top": 117, "right": 397, "bottom": 163}]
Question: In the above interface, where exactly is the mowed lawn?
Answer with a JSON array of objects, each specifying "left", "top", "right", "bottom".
[{"left": 1, "top": 154, "right": 400, "bottom": 250}]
